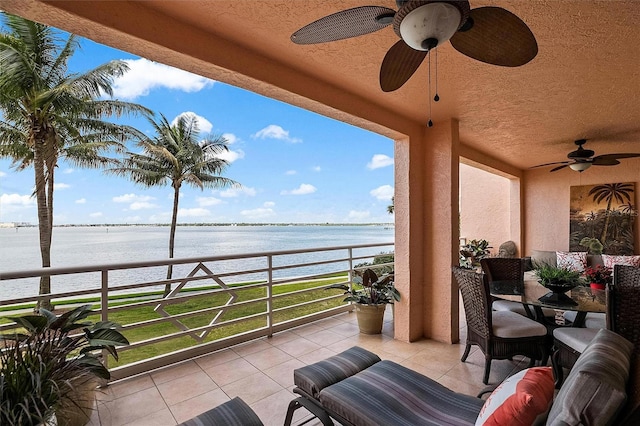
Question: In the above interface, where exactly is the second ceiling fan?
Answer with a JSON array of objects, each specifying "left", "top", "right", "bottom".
[
  {"left": 290, "top": 0, "right": 538, "bottom": 92},
  {"left": 531, "top": 139, "right": 640, "bottom": 172}
]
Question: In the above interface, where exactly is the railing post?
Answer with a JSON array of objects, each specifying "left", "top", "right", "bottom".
[
  {"left": 348, "top": 247, "right": 354, "bottom": 292},
  {"left": 101, "top": 269, "right": 109, "bottom": 369},
  {"left": 267, "top": 254, "right": 273, "bottom": 337}
]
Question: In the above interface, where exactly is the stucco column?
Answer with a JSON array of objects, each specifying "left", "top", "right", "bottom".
[{"left": 394, "top": 119, "right": 460, "bottom": 343}]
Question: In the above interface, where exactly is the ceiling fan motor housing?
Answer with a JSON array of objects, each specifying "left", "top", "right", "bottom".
[
  {"left": 567, "top": 139, "right": 594, "bottom": 159},
  {"left": 394, "top": 0, "right": 471, "bottom": 50}
]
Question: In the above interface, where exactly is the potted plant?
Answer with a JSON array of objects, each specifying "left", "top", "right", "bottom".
[
  {"left": 460, "top": 239, "right": 492, "bottom": 270},
  {"left": 584, "top": 265, "right": 612, "bottom": 290},
  {"left": 533, "top": 263, "right": 584, "bottom": 305},
  {"left": 329, "top": 269, "right": 400, "bottom": 334},
  {"left": 0, "top": 304, "right": 129, "bottom": 426}
]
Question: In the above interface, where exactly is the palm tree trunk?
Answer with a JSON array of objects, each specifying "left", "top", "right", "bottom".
[
  {"left": 164, "top": 185, "right": 181, "bottom": 297},
  {"left": 600, "top": 198, "right": 613, "bottom": 245},
  {"left": 33, "top": 140, "right": 53, "bottom": 311}
]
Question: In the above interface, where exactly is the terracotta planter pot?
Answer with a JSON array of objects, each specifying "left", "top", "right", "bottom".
[
  {"left": 590, "top": 282, "right": 606, "bottom": 291},
  {"left": 355, "top": 303, "right": 387, "bottom": 334}
]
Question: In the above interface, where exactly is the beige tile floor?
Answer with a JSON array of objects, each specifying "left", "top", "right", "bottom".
[{"left": 89, "top": 308, "right": 533, "bottom": 426}]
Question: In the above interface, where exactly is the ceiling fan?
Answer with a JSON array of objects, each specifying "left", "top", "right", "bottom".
[
  {"left": 531, "top": 139, "right": 640, "bottom": 172},
  {"left": 290, "top": 1, "right": 538, "bottom": 93}
]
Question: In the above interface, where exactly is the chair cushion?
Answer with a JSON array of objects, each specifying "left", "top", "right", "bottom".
[
  {"left": 178, "top": 397, "right": 263, "bottom": 426},
  {"left": 293, "top": 346, "right": 380, "bottom": 398},
  {"left": 319, "top": 360, "right": 484, "bottom": 426},
  {"left": 492, "top": 311, "right": 547, "bottom": 338},
  {"left": 553, "top": 327, "right": 600, "bottom": 353},
  {"left": 562, "top": 311, "right": 606, "bottom": 329},
  {"left": 531, "top": 250, "right": 557, "bottom": 268},
  {"left": 547, "top": 329, "right": 634, "bottom": 426},
  {"left": 475, "top": 367, "right": 555, "bottom": 426}
]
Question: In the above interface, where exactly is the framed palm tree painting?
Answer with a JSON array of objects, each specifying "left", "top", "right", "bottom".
[{"left": 570, "top": 182, "right": 636, "bottom": 255}]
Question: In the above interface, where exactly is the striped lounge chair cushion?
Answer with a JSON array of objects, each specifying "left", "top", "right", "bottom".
[
  {"left": 294, "top": 346, "right": 381, "bottom": 398},
  {"left": 178, "top": 397, "right": 263, "bottom": 426},
  {"left": 319, "top": 360, "right": 484, "bottom": 426},
  {"left": 547, "top": 328, "right": 633, "bottom": 426}
]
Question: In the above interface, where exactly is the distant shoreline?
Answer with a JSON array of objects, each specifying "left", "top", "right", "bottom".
[{"left": 2, "top": 222, "right": 394, "bottom": 228}]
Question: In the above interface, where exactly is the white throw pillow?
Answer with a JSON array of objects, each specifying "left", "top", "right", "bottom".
[{"left": 556, "top": 251, "right": 587, "bottom": 273}]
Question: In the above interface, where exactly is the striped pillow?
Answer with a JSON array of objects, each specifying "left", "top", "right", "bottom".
[{"left": 547, "top": 329, "right": 633, "bottom": 426}]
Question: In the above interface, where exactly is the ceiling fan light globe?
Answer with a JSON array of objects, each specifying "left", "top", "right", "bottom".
[
  {"left": 569, "top": 162, "right": 592, "bottom": 172},
  {"left": 399, "top": 3, "right": 461, "bottom": 51}
]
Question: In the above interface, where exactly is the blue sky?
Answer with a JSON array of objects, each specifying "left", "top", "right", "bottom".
[{"left": 0, "top": 22, "right": 394, "bottom": 225}]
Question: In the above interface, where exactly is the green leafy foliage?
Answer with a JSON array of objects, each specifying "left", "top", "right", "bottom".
[
  {"left": 533, "top": 263, "right": 583, "bottom": 287},
  {"left": 0, "top": 305, "right": 129, "bottom": 425},
  {"left": 328, "top": 269, "right": 400, "bottom": 305},
  {"left": 460, "top": 239, "right": 491, "bottom": 269}
]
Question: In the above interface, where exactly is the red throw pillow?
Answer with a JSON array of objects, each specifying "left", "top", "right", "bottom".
[{"left": 476, "top": 367, "right": 555, "bottom": 426}]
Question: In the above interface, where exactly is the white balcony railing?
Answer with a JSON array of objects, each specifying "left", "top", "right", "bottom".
[{"left": 0, "top": 242, "right": 393, "bottom": 381}]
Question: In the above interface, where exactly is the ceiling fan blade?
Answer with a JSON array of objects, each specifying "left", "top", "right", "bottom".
[
  {"left": 530, "top": 161, "right": 570, "bottom": 169},
  {"left": 450, "top": 7, "right": 537, "bottom": 67},
  {"left": 291, "top": 6, "right": 395, "bottom": 44},
  {"left": 550, "top": 164, "right": 570, "bottom": 172},
  {"left": 380, "top": 40, "right": 427, "bottom": 92},
  {"left": 592, "top": 157, "right": 621, "bottom": 166},
  {"left": 593, "top": 153, "right": 640, "bottom": 162}
]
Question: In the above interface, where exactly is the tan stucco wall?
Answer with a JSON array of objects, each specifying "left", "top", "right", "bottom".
[
  {"left": 460, "top": 164, "right": 512, "bottom": 256},
  {"left": 524, "top": 158, "right": 640, "bottom": 255}
]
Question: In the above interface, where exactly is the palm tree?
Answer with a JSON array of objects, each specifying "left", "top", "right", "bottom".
[
  {"left": 387, "top": 196, "right": 394, "bottom": 214},
  {"left": 109, "top": 113, "right": 239, "bottom": 296},
  {"left": 588, "top": 183, "right": 634, "bottom": 245},
  {"left": 0, "top": 14, "right": 149, "bottom": 309}
]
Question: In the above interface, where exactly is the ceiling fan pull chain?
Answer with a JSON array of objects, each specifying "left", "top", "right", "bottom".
[
  {"left": 427, "top": 52, "right": 433, "bottom": 127},
  {"left": 434, "top": 48, "right": 440, "bottom": 102}
]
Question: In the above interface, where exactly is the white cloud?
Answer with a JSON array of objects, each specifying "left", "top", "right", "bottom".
[
  {"left": 240, "top": 207, "right": 275, "bottom": 219},
  {"left": 129, "top": 201, "right": 158, "bottom": 210},
  {"left": 172, "top": 111, "right": 213, "bottom": 134},
  {"left": 263, "top": 201, "right": 275, "bottom": 208},
  {"left": 370, "top": 185, "right": 394, "bottom": 201},
  {"left": 0, "top": 171, "right": 6, "bottom": 177},
  {"left": 54, "top": 183, "right": 70, "bottom": 190},
  {"left": 281, "top": 183, "right": 317, "bottom": 195},
  {"left": 367, "top": 154, "right": 394, "bottom": 170},
  {"left": 285, "top": 170, "right": 297, "bottom": 175},
  {"left": 219, "top": 186, "right": 256, "bottom": 198},
  {"left": 197, "top": 196, "right": 223, "bottom": 206},
  {"left": 312, "top": 166, "right": 321, "bottom": 172},
  {"left": 347, "top": 210, "right": 370, "bottom": 221},
  {"left": 112, "top": 58, "right": 214, "bottom": 100},
  {"left": 124, "top": 216, "right": 141, "bottom": 222},
  {"left": 63, "top": 168, "right": 74, "bottom": 174},
  {"left": 0, "top": 193, "right": 34, "bottom": 208},
  {"left": 222, "top": 133, "right": 239, "bottom": 145},
  {"left": 218, "top": 149, "right": 244, "bottom": 163},
  {"left": 178, "top": 208, "right": 211, "bottom": 218},
  {"left": 89, "top": 212, "right": 103, "bottom": 218},
  {"left": 252, "top": 125, "right": 302, "bottom": 143},
  {"left": 113, "top": 194, "right": 155, "bottom": 203},
  {"left": 75, "top": 198, "right": 86, "bottom": 204}
]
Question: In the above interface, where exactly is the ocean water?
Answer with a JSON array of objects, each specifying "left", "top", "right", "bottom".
[{"left": 0, "top": 225, "right": 394, "bottom": 300}]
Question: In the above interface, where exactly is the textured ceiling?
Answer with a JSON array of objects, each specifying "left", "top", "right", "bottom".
[{"left": 3, "top": 0, "right": 639, "bottom": 171}]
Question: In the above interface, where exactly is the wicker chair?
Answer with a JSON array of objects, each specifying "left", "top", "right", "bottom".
[
  {"left": 608, "top": 265, "right": 640, "bottom": 425},
  {"left": 453, "top": 266, "right": 549, "bottom": 384},
  {"left": 552, "top": 264, "right": 640, "bottom": 389},
  {"left": 481, "top": 257, "right": 557, "bottom": 319}
]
